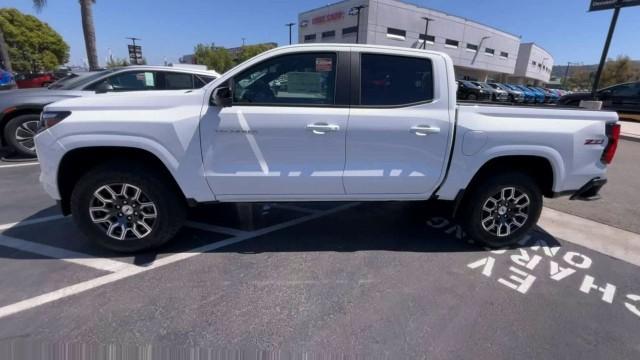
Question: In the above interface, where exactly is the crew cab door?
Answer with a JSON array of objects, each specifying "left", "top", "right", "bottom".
[
  {"left": 344, "top": 51, "right": 452, "bottom": 196},
  {"left": 201, "top": 51, "right": 350, "bottom": 197}
]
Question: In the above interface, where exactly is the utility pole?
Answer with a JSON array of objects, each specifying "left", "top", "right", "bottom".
[
  {"left": 349, "top": 5, "right": 367, "bottom": 44},
  {"left": 562, "top": 61, "right": 581, "bottom": 89},
  {"left": 285, "top": 23, "right": 296, "bottom": 45},
  {"left": 420, "top": 17, "right": 434, "bottom": 49},
  {"left": 242, "top": 37, "right": 246, "bottom": 47}
]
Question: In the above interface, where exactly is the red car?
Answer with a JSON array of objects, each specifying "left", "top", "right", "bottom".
[{"left": 15, "top": 73, "right": 55, "bottom": 88}]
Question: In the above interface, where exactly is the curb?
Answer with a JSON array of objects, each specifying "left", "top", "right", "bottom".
[{"left": 621, "top": 134, "right": 640, "bottom": 143}]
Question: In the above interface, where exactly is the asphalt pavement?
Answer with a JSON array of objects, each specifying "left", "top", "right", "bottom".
[{"left": 0, "top": 145, "right": 639, "bottom": 359}]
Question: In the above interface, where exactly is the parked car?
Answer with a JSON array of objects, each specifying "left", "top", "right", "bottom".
[
  {"left": 488, "top": 83, "right": 524, "bottom": 103},
  {"left": 558, "top": 81, "right": 640, "bottom": 114},
  {"left": 541, "top": 88, "right": 560, "bottom": 103},
  {"left": 35, "top": 44, "right": 619, "bottom": 252},
  {"left": 0, "top": 69, "right": 16, "bottom": 90},
  {"left": 525, "top": 86, "right": 546, "bottom": 103},
  {"left": 456, "top": 80, "right": 491, "bottom": 101},
  {"left": 15, "top": 73, "right": 55, "bottom": 88},
  {"left": 472, "top": 81, "right": 508, "bottom": 102},
  {"left": 513, "top": 85, "right": 540, "bottom": 103},
  {"left": 0, "top": 65, "right": 219, "bottom": 157},
  {"left": 507, "top": 85, "right": 534, "bottom": 103}
]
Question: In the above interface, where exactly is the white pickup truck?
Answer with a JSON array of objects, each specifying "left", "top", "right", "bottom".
[{"left": 35, "top": 44, "right": 620, "bottom": 252}]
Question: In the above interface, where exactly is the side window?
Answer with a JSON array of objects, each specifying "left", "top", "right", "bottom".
[
  {"left": 92, "top": 71, "right": 158, "bottom": 91},
  {"left": 163, "top": 72, "right": 194, "bottom": 90},
  {"left": 232, "top": 52, "right": 337, "bottom": 105},
  {"left": 194, "top": 75, "right": 216, "bottom": 88},
  {"left": 609, "top": 84, "right": 637, "bottom": 97},
  {"left": 360, "top": 53, "right": 433, "bottom": 106}
]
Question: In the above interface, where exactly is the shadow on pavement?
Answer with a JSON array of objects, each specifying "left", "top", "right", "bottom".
[{"left": 0, "top": 202, "right": 561, "bottom": 266}]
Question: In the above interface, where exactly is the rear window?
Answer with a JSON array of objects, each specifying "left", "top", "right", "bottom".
[{"left": 360, "top": 54, "right": 433, "bottom": 106}]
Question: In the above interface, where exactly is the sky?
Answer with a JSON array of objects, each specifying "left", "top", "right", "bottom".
[{"left": 3, "top": 0, "right": 640, "bottom": 67}]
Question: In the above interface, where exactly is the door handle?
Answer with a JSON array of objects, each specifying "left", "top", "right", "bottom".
[
  {"left": 307, "top": 123, "right": 340, "bottom": 135},
  {"left": 410, "top": 125, "right": 440, "bottom": 136}
]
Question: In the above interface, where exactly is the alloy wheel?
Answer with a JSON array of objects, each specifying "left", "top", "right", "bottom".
[
  {"left": 480, "top": 186, "right": 530, "bottom": 237},
  {"left": 14, "top": 120, "right": 39, "bottom": 153},
  {"left": 89, "top": 183, "right": 158, "bottom": 241}
]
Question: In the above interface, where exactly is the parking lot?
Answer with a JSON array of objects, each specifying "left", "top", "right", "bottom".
[{"left": 1, "top": 142, "right": 639, "bottom": 359}]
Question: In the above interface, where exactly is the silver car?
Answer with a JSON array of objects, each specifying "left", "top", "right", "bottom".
[{"left": 0, "top": 66, "right": 219, "bottom": 157}]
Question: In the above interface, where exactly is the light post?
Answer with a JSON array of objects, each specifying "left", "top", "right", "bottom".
[
  {"left": 471, "top": 36, "right": 490, "bottom": 65},
  {"left": 349, "top": 5, "right": 367, "bottom": 44},
  {"left": 420, "top": 17, "right": 434, "bottom": 49},
  {"left": 285, "top": 23, "right": 295, "bottom": 45},
  {"left": 562, "top": 61, "right": 581, "bottom": 89}
]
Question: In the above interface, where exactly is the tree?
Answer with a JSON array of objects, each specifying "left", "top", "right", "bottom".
[
  {"left": 106, "top": 57, "right": 128, "bottom": 68},
  {"left": 600, "top": 55, "right": 640, "bottom": 88},
  {"left": 193, "top": 44, "right": 234, "bottom": 73},
  {"left": 33, "top": 0, "right": 99, "bottom": 70},
  {"left": 0, "top": 8, "right": 69, "bottom": 73},
  {"left": 235, "top": 43, "right": 276, "bottom": 64}
]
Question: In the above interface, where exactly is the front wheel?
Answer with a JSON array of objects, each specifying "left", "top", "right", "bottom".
[
  {"left": 4, "top": 114, "right": 40, "bottom": 157},
  {"left": 460, "top": 173, "right": 542, "bottom": 247},
  {"left": 467, "top": 93, "right": 477, "bottom": 101},
  {"left": 70, "top": 164, "right": 186, "bottom": 252}
]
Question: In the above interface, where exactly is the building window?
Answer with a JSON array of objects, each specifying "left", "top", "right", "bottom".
[
  {"left": 466, "top": 43, "right": 478, "bottom": 52},
  {"left": 321, "top": 30, "right": 335, "bottom": 39},
  {"left": 445, "top": 39, "right": 459, "bottom": 48},
  {"left": 304, "top": 34, "right": 316, "bottom": 42},
  {"left": 386, "top": 27, "right": 406, "bottom": 40},
  {"left": 419, "top": 34, "right": 435, "bottom": 44},
  {"left": 342, "top": 26, "right": 357, "bottom": 36},
  {"left": 532, "top": 60, "right": 537, "bottom": 66},
  {"left": 500, "top": 51, "right": 508, "bottom": 59},
  {"left": 485, "top": 48, "right": 495, "bottom": 56}
]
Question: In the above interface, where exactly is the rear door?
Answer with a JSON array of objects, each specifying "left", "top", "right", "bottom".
[{"left": 343, "top": 51, "right": 452, "bottom": 196}]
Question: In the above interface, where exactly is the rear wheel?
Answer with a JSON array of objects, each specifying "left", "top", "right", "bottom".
[
  {"left": 4, "top": 114, "right": 40, "bottom": 158},
  {"left": 467, "top": 93, "right": 477, "bottom": 101},
  {"left": 70, "top": 164, "right": 186, "bottom": 252},
  {"left": 460, "top": 172, "right": 542, "bottom": 247}
]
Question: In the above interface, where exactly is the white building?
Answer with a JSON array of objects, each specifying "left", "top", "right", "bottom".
[{"left": 298, "top": 0, "right": 553, "bottom": 84}]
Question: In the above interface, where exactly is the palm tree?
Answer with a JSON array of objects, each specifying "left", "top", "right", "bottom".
[
  {"left": 33, "top": 0, "right": 99, "bottom": 70},
  {"left": 0, "top": 26, "right": 11, "bottom": 72}
]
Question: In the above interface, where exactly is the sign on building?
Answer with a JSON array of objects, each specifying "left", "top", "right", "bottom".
[{"left": 589, "top": 0, "right": 640, "bottom": 11}]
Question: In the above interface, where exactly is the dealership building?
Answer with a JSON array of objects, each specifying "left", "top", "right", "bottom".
[{"left": 298, "top": 0, "right": 553, "bottom": 85}]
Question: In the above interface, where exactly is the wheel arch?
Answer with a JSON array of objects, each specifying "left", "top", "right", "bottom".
[{"left": 57, "top": 146, "right": 187, "bottom": 215}]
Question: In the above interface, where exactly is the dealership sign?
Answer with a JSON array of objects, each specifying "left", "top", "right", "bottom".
[
  {"left": 589, "top": 0, "right": 640, "bottom": 11},
  {"left": 312, "top": 11, "right": 344, "bottom": 25}
]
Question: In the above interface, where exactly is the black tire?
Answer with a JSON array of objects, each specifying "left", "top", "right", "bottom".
[
  {"left": 459, "top": 172, "right": 542, "bottom": 248},
  {"left": 467, "top": 93, "right": 477, "bottom": 101},
  {"left": 3, "top": 114, "right": 40, "bottom": 158},
  {"left": 70, "top": 163, "right": 186, "bottom": 252}
]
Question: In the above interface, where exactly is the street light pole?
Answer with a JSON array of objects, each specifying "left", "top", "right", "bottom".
[
  {"left": 563, "top": 61, "right": 580, "bottom": 89},
  {"left": 420, "top": 17, "right": 433, "bottom": 49},
  {"left": 285, "top": 23, "right": 296, "bottom": 45},
  {"left": 350, "top": 5, "right": 367, "bottom": 44}
]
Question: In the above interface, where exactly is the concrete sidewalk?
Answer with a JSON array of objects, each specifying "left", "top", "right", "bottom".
[{"left": 620, "top": 120, "right": 640, "bottom": 142}]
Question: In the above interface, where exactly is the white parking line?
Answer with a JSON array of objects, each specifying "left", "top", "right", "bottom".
[
  {"left": 0, "top": 234, "right": 135, "bottom": 272},
  {"left": 539, "top": 207, "right": 640, "bottom": 267},
  {"left": 0, "top": 203, "right": 357, "bottom": 319},
  {"left": 0, "top": 162, "right": 39, "bottom": 169},
  {"left": 0, "top": 215, "right": 66, "bottom": 232},
  {"left": 184, "top": 221, "right": 250, "bottom": 237}
]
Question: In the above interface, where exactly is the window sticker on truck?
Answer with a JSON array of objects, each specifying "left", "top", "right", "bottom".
[{"left": 315, "top": 58, "right": 333, "bottom": 72}]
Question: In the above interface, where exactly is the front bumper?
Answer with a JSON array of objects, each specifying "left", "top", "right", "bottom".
[{"left": 570, "top": 178, "right": 607, "bottom": 201}]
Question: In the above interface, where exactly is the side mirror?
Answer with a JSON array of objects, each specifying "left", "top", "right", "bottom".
[
  {"left": 211, "top": 86, "right": 232, "bottom": 108},
  {"left": 95, "top": 81, "right": 114, "bottom": 94}
]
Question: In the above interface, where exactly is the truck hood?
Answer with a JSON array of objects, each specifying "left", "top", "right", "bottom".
[{"left": 44, "top": 89, "right": 207, "bottom": 112}]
